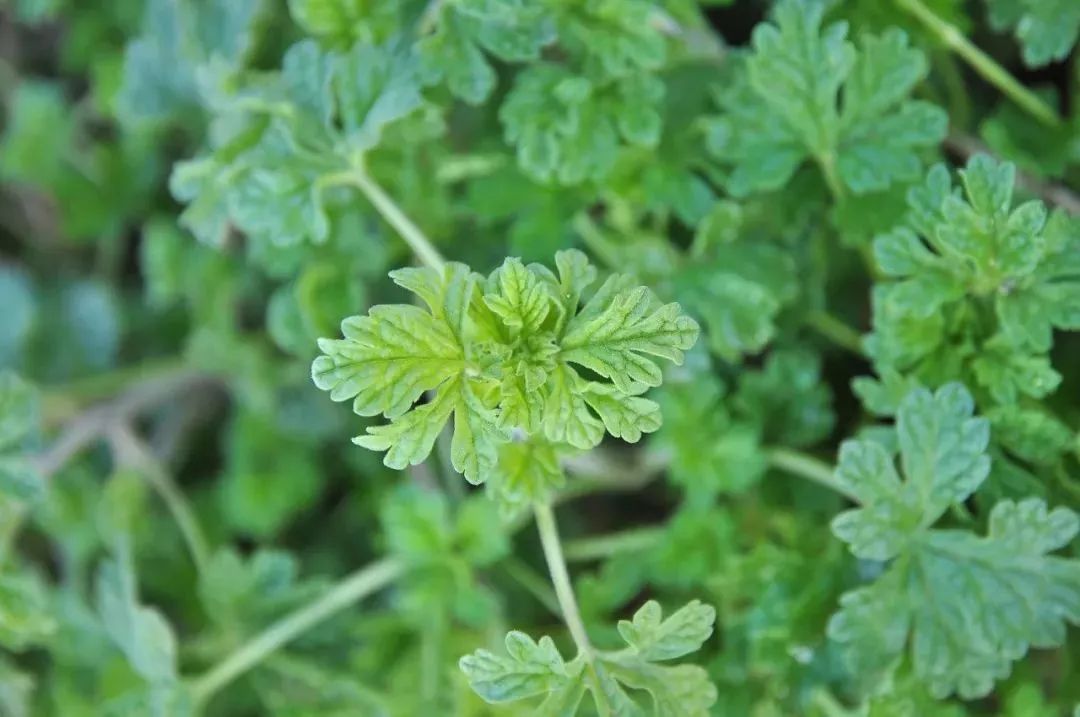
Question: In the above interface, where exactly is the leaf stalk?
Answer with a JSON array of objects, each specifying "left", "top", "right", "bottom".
[
  {"left": 348, "top": 169, "right": 447, "bottom": 272},
  {"left": 188, "top": 557, "right": 404, "bottom": 706},
  {"left": 533, "top": 501, "right": 594, "bottom": 659}
]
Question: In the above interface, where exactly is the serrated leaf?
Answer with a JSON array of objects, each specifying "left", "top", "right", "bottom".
[
  {"left": 118, "top": 0, "right": 263, "bottom": 123},
  {"left": 561, "top": 282, "right": 698, "bottom": 393},
  {"left": 829, "top": 384, "right": 1080, "bottom": 699},
  {"left": 708, "top": 2, "right": 944, "bottom": 196},
  {"left": 542, "top": 363, "right": 605, "bottom": 450},
  {"left": 832, "top": 383, "right": 990, "bottom": 560},
  {"left": 500, "top": 65, "right": 662, "bottom": 184},
  {"left": 316, "top": 254, "right": 696, "bottom": 485},
  {"left": 460, "top": 631, "right": 575, "bottom": 703},
  {"left": 985, "top": 0, "right": 1080, "bottom": 67},
  {"left": 462, "top": 599, "right": 717, "bottom": 715},
  {"left": 674, "top": 243, "right": 797, "bottom": 362},
  {"left": 579, "top": 383, "right": 660, "bottom": 443},
  {"left": 986, "top": 406, "right": 1074, "bottom": 466},
  {"left": 419, "top": 0, "right": 555, "bottom": 104},
  {"left": 333, "top": 40, "right": 425, "bottom": 153},
  {"left": 616, "top": 600, "right": 715, "bottom": 662},
  {"left": 172, "top": 38, "right": 423, "bottom": 250},
  {"left": 867, "top": 157, "right": 1078, "bottom": 405}
]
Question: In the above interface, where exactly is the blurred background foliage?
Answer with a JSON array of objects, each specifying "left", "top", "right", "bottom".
[{"left": 0, "top": 0, "right": 1079, "bottom": 715}]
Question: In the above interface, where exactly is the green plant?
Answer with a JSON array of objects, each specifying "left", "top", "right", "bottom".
[{"left": 3, "top": 0, "right": 1080, "bottom": 715}]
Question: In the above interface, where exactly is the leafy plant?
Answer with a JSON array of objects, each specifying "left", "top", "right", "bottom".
[{"left": 3, "top": 0, "right": 1080, "bottom": 715}]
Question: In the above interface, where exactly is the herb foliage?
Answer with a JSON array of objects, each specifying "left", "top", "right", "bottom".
[{"left": 2, "top": 0, "right": 1080, "bottom": 715}]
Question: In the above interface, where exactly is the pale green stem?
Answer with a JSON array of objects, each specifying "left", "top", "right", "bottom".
[
  {"left": 767, "top": 448, "right": 858, "bottom": 502},
  {"left": 41, "top": 356, "right": 194, "bottom": 426},
  {"left": 533, "top": 502, "right": 594, "bottom": 658},
  {"left": 110, "top": 425, "right": 211, "bottom": 576},
  {"left": 895, "top": 0, "right": 1061, "bottom": 127},
  {"left": 816, "top": 151, "right": 846, "bottom": 201},
  {"left": 189, "top": 557, "right": 405, "bottom": 706},
  {"left": 348, "top": 170, "right": 447, "bottom": 272},
  {"left": 563, "top": 526, "right": 665, "bottom": 562},
  {"left": 502, "top": 557, "right": 562, "bottom": 617},
  {"left": 805, "top": 310, "right": 865, "bottom": 357}
]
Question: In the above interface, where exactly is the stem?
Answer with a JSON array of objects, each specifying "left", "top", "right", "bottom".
[
  {"left": 572, "top": 213, "right": 620, "bottom": 270},
  {"left": 895, "top": 0, "right": 1061, "bottom": 127},
  {"left": 189, "top": 557, "right": 404, "bottom": 706},
  {"left": 109, "top": 425, "right": 210, "bottom": 576},
  {"left": 533, "top": 502, "right": 593, "bottom": 658},
  {"left": 816, "top": 151, "right": 845, "bottom": 200},
  {"left": 502, "top": 557, "right": 562, "bottom": 617},
  {"left": 766, "top": 447, "right": 858, "bottom": 502},
  {"left": 41, "top": 356, "right": 195, "bottom": 426},
  {"left": 805, "top": 311, "right": 865, "bottom": 356},
  {"left": 349, "top": 170, "right": 446, "bottom": 272},
  {"left": 563, "top": 525, "right": 665, "bottom": 562}
]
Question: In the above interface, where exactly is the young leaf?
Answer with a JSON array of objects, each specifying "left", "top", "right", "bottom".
[
  {"left": 314, "top": 252, "right": 697, "bottom": 487},
  {"left": 867, "top": 157, "right": 1080, "bottom": 405}
]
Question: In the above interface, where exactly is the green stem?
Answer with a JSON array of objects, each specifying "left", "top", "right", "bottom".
[
  {"left": 348, "top": 170, "right": 447, "bottom": 272},
  {"left": 572, "top": 213, "right": 621, "bottom": 271},
  {"left": 41, "top": 356, "right": 193, "bottom": 426},
  {"left": 149, "top": 462, "right": 210, "bottom": 574},
  {"left": 189, "top": 557, "right": 405, "bottom": 706},
  {"left": 895, "top": 0, "right": 1061, "bottom": 127},
  {"left": 563, "top": 526, "right": 665, "bottom": 562},
  {"left": 805, "top": 310, "right": 865, "bottom": 356},
  {"left": 816, "top": 152, "right": 845, "bottom": 201},
  {"left": 109, "top": 425, "right": 210, "bottom": 575},
  {"left": 533, "top": 502, "right": 593, "bottom": 658},
  {"left": 502, "top": 557, "right": 562, "bottom": 617},
  {"left": 767, "top": 447, "right": 857, "bottom": 502}
]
